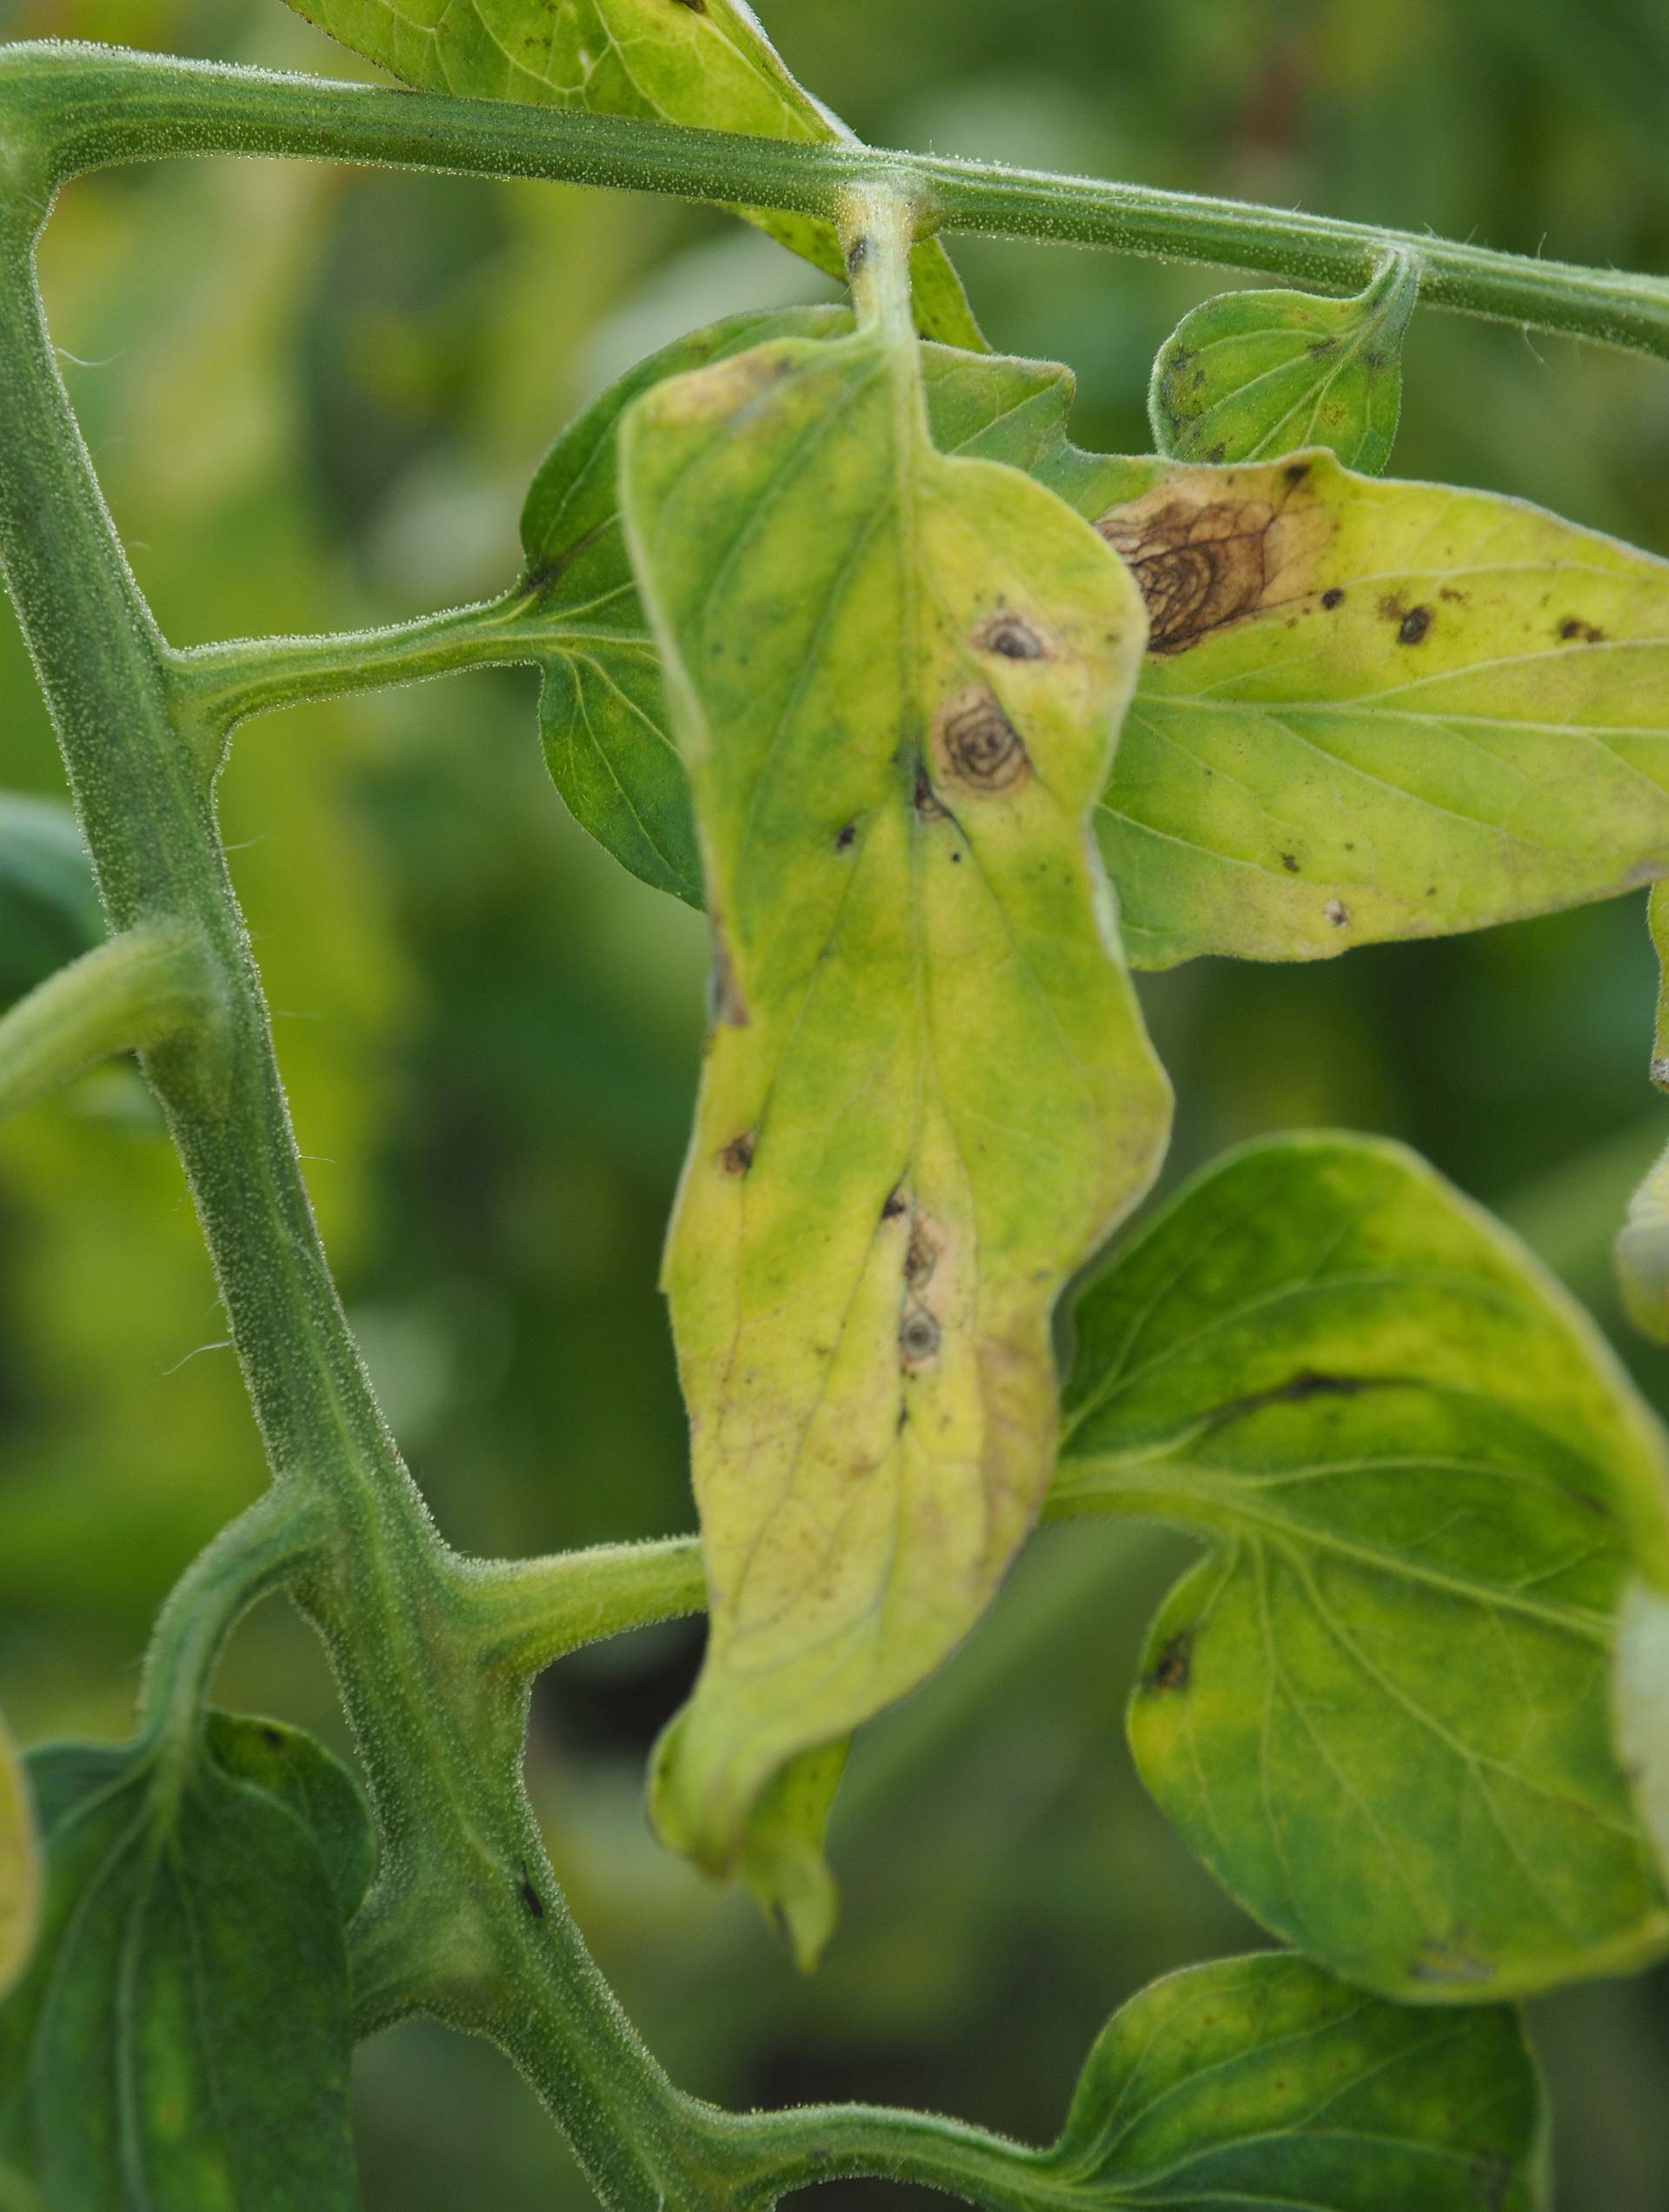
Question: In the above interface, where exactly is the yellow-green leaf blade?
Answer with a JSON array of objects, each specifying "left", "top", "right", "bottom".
[
  {"left": 1149, "top": 253, "right": 1418, "bottom": 475},
  {"left": 283, "top": 0, "right": 983, "bottom": 347},
  {"left": 1055, "top": 1133, "right": 1669, "bottom": 2003},
  {"left": 1043, "top": 1952, "right": 1547, "bottom": 2210},
  {"left": 1062, "top": 449, "right": 1669, "bottom": 968},
  {"left": 623, "top": 314, "right": 1169, "bottom": 1885}
]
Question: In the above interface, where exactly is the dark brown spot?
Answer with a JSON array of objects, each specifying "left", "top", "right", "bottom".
[
  {"left": 934, "top": 688, "right": 1030, "bottom": 793},
  {"left": 1558, "top": 615, "right": 1606, "bottom": 643},
  {"left": 1325, "top": 898, "right": 1349, "bottom": 927},
  {"left": 708, "top": 922, "right": 748, "bottom": 1027},
  {"left": 520, "top": 1866, "right": 546, "bottom": 1918},
  {"left": 976, "top": 611, "right": 1047, "bottom": 661},
  {"left": 834, "top": 820, "right": 856, "bottom": 851},
  {"left": 1098, "top": 498, "right": 1276, "bottom": 652},
  {"left": 1438, "top": 585, "right": 1468, "bottom": 604},
  {"left": 720, "top": 1132, "right": 755, "bottom": 1176},
  {"left": 1280, "top": 853, "right": 1299, "bottom": 874},
  {"left": 881, "top": 1185, "right": 908, "bottom": 1221},
  {"left": 1283, "top": 461, "right": 1310, "bottom": 483},
  {"left": 913, "top": 761, "right": 949, "bottom": 820},
  {"left": 899, "top": 1305, "right": 941, "bottom": 1368},
  {"left": 1320, "top": 587, "right": 1345, "bottom": 609},
  {"left": 904, "top": 1219, "right": 941, "bottom": 1291},
  {"left": 1397, "top": 604, "right": 1433, "bottom": 646},
  {"left": 259, "top": 1724, "right": 285, "bottom": 1750},
  {"left": 1148, "top": 1632, "right": 1193, "bottom": 1692},
  {"left": 845, "top": 235, "right": 868, "bottom": 276},
  {"left": 1306, "top": 336, "right": 1338, "bottom": 357}
]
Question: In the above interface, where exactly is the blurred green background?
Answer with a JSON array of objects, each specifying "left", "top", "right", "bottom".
[{"left": 3, "top": 0, "right": 1669, "bottom": 2202}]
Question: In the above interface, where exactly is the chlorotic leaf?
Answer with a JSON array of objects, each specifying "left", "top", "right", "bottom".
[
  {"left": 1615, "top": 882, "right": 1669, "bottom": 1342},
  {"left": 518, "top": 342, "right": 1669, "bottom": 981},
  {"left": 280, "top": 0, "right": 982, "bottom": 348},
  {"left": 515, "top": 308, "right": 1072, "bottom": 904},
  {"left": 623, "top": 207, "right": 1170, "bottom": 1896},
  {"left": 0, "top": 1732, "right": 362, "bottom": 2204},
  {"left": 1038, "top": 1952, "right": 1547, "bottom": 2209},
  {"left": 735, "top": 1740, "right": 847, "bottom": 1972},
  {"left": 1616, "top": 1578, "right": 1669, "bottom": 1888},
  {"left": 1149, "top": 252, "right": 1419, "bottom": 474},
  {"left": 0, "top": 1725, "right": 35, "bottom": 2006},
  {"left": 0, "top": 800, "right": 101, "bottom": 1014},
  {"left": 1053, "top": 449, "right": 1669, "bottom": 968},
  {"left": 1053, "top": 1133, "right": 1669, "bottom": 2002}
]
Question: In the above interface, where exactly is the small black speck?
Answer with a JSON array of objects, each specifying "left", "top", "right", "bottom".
[
  {"left": 1320, "top": 587, "right": 1345, "bottom": 610},
  {"left": 1283, "top": 461, "right": 1310, "bottom": 483},
  {"left": 834, "top": 820, "right": 856, "bottom": 851},
  {"left": 1280, "top": 853, "right": 1299, "bottom": 874},
  {"left": 519, "top": 1866, "right": 546, "bottom": 1918},
  {"left": 845, "top": 235, "right": 869, "bottom": 275}
]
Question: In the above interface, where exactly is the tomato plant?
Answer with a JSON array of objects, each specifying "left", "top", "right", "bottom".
[{"left": 2, "top": 7, "right": 1669, "bottom": 2205}]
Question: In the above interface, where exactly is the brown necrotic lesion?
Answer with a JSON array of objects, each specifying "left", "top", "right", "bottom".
[
  {"left": 932, "top": 685, "right": 1031, "bottom": 794},
  {"left": 1095, "top": 465, "right": 1334, "bottom": 655}
]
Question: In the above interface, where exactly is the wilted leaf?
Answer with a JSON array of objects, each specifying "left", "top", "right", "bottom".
[
  {"left": 623, "top": 219, "right": 1169, "bottom": 1891},
  {"left": 516, "top": 308, "right": 1071, "bottom": 903},
  {"left": 0, "top": 800, "right": 100, "bottom": 1014},
  {"left": 1037, "top": 1952, "right": 1546, "bottom": 2209},
  {"left": 0, "top": 1727, "right": 34, "bottom": 2006},
  {"left": 1149, "top": 252, "right": 1418, "bottom": 474},
  {"left": 281, "top": 0, "right": 981, "bottom": 346},
  {"left": 1047, "top": 448, "right": 1669, "bottom": 967},
  {"left": 1054, "top": 1133, "right": 1669, "bottom": 2002},
  {"left": 0, "top": 1722, "right": 369, "bottom": 2205}
]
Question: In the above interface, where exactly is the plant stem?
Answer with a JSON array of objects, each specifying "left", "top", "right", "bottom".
[
  {"left": 169, "top": 595, "right": 536, "bottom": 737},
  {"left": 0, "top": 174, "right": 724, "bottom": 2212},
  {"left": 0, "top": 919, "right": 217, "bottom": 1119},
  {"left": 463, "top": 1537, "right": 706, "bottom": 1679},
  {"left": 3, "top": 41, "right": 1669, "bottom": 361}
]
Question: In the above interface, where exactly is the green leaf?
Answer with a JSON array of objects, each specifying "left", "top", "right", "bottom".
[
  {"left": 622, "top": 209, "right": 1169, "bottom": 1893},
  {"left": 0, "top": 1725, "right": 35, "bottom": 2006},
  {"left": 734, "top": 1739, "right": 846, "bottom": 1973},
  {"left": 281, "top": 0, "right": 982, "bottom": 348},
  {"left": 1055, "top": 449, "right": 1669, "bottom": 968},
  {"left": 203, "top": 1711, "right": 376, "bottom": 1923},
  {"left": 1038, "top": 1952, "right": 1546, "bottom": 2209},
  {"left": 1149, "top": 253, "right": 1418, "bottom": 474},
  {"left": 1053, "top": 1132, "right": 1669, "bottom": 2002},
  {"left": 0, "top": 1728, "right": 365, "bottom": 2205},
  {"left": 517, "top": 307, "right": 1071, "bottom": 904},
  {"left": 0, "top": 800, "right": 100, "bottom": 1014}
]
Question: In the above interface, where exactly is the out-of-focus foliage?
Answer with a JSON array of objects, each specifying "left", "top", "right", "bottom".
[{"left": 2, "top": 0, "right": 1669, "bottom": 2205}]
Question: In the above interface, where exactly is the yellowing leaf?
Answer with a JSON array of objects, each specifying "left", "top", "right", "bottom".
[
  {"left": 283, "top": 0, "right": 983, "bottom": 348},
  {"left": 622, "top": 209, "right": 1169, "bottom": 1892},
  {"left": 1043, "top": 448, "right": 1669, "bottom": 968},
  {"left": 1149, "top": 252, "right": 1418, "bottom": 474},
  {"left": 1055, "top": 1133, "right": 1669, "bottom": 2002},
  {"left": 0, "top": 1726, "right": 35, "bottom": 2005}
]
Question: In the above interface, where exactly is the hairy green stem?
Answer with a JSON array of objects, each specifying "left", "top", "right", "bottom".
[
  {"left": 3, "top": 41, "right": 1669, "bottom": 360},
  {"left": 0, "top": 159, "right": 727, "bottom": 2212},
  {"left": 463, "top": 1537, "right": 706, "bottom": 1679},
  {"left": 140, "top": 1485, "right": 327, "bottom": 1758},
  {"left": 0, "top": 917, "right": 218, "bottom": 1119}
]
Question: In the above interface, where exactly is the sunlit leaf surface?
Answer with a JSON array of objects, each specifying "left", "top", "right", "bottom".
[
  {"left": 1038, "top": 1952, "right": 1547, "bottom": 2210},
  {"left": 1054, "top": 1133, "right": 1669, "bottom": 2002},
  {"left": 622, "top": 236, "right": 1168, "bottom": 1892},
  {"left": 282, "top": 0, "right": 982, "bottom": 345},
  {"left": 1149, "top": 253, "right": 1418, "bottom": 474}
]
